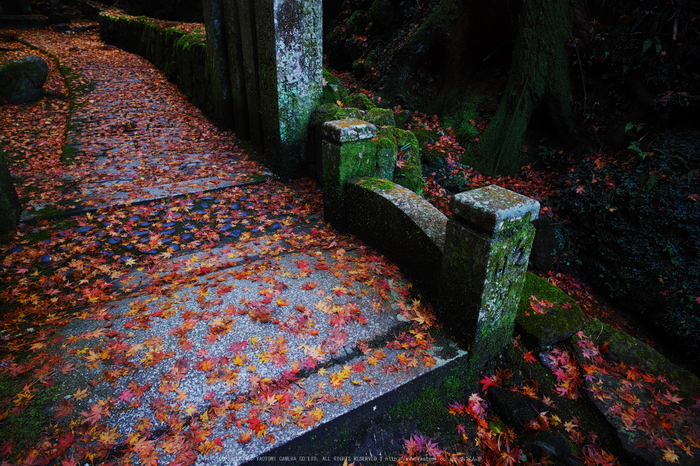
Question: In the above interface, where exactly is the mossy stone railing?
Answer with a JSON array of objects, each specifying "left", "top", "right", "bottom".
[
  {"left": 322, "top": 118, "right": 540, "bottom": 369},
  {"left": 97, "top": 14, "right": 223, "bottom": 126}
]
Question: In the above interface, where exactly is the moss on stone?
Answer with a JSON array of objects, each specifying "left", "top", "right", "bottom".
[
  {"left": 0, "top": 375, "right": 62, "bottom": 450},
  {"left": 364, "top": 107, "right": 395, "bottom": 127},
  {"left": 356, "top": 176, "right": 394, "bottom": 191},
  {"left": 60, "top": 144, "right": 79, "bottom": 164},
  {"left": 442, "top": 95, "right": 481, "bottom": 146},
  {"left": 410, "top": 129, "right": 439, "bottom": 145},
  {"left": 411, "top": 129, "right": 443, "bottom": 168},
  {"left": 376, "top": 126, "right": 394, "bottom": 140},
  {"left": 344, "top": 93, "right": 376, "bottom": 111},
  {"left": 576, "top": 319, "right": 700, "bottom": 400},
  {"left": 311, "top": 103, "right": 363, "bottom": 128},
  {"left": 374, "top": 137, "right": 397, "bottom": 180},
  {"left": 516, "top": 272, "right": 585, "bottom": 348},
  {"left": 392, "top": 128, "right": 422, "bottom": 192},
  {"left": 388, "top": 357, "right": 478, "bottom": 438},
  {"left": 321, "top": 68, "right": 349, "bottom": 103}
]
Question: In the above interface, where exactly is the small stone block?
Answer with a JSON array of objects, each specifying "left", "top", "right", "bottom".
[
  {"left": 451, "top": 185, "right": 540, "bottom": 233},
  {"left": 322, "top": 119, "right": 376, "bottom": 143}
]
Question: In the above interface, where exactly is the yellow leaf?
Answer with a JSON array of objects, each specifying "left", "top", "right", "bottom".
[
  {"left": 662, "top": 448, "right": 679, "bottom": 464},
  {"left": 185, "top": 403, "right": 198, "bottom": 416}
]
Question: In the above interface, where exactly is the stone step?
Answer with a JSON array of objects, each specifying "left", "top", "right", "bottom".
[
  {"left": 19, "top": 173, "right": 272, "bottom": 223},
  {"left": 47, "top": 237, "right": 467, "bottom": 464}
]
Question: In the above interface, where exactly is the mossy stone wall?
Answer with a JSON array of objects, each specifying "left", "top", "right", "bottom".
[
  {"left": 345, "top": 178, "right": 447, "bottom": 295},
  {"left": 97, "top": 14, "right": 222, "bottom": 125},
  {"left": 321, "top": 129, "right": 541, "bottom": 371}
]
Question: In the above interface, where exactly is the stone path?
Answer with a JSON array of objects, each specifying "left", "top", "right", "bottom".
[
  {"left": 0, "top": 25, "right": 467, "bottom": 465},
  {"left": 15, "top": 26, "right": 270, "bottom": 219}
]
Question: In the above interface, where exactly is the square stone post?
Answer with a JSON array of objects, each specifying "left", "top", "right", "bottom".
[
  {"left": 439, "top": 185, "right": 540, "bottom": 369},
  {"left": 252, "top": 0, "right": 323, "bottom": 178},
  {"left": 321, "top": 119, "right": 377, "bottom": 229},
  {"left": 218, "top": 0, "right": 322, "bottom": 178}
]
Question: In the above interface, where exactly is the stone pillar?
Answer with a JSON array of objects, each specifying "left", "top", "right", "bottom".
[
  {"left": 220, "top": 0, "right": 323, "bottom": 179},
  {"left": 202, "top": 0, "right": 234, "bottom": 128},
  {"left": 221, "top": 0, "right": 249, "bottom": 139},
  {"left": 439, "top": 185, "right": 539, "bottom": 369},
  {"left": 260, "top": 0, "right": 323, "bottom": 178},
  {"left": 321, "top": 119, "right": 377, "bottom": 228},
  {"left": 233, "top": 1, "right": 264, "bottom": 145}
]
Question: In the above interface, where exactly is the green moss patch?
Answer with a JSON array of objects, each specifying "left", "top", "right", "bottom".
[
  {"left": 516, "top": 273, "right": 586, "bottom": 348},
  {"left": 0, "top": 375, "right": 62, "bottom": 451}
]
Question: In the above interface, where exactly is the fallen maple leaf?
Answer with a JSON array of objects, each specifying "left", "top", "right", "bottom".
[
  {"left": 479, "top": 375, "right": 499, "bottom": 393},
  {"left": 523, "top": 351, "right": 537, "bottom": 365},
  {"left": 662, "top": 448, "right": 680, "bottom": 463},
  {"left": 237, "top": 429, "right": 253, "bottom": 444}
]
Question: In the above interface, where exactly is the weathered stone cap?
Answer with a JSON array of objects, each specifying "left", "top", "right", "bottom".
[
  {"left": 323, "top": 118, "right": 376, "bottom": 143},
  {"left": 451, "top": 185, "right": 540, "bottom": 233}
]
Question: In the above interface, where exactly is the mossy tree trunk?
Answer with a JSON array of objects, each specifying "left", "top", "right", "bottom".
[
  {"left": 382, "top": 0, "right": 578, "bottom": 175},
  {"left": 475, "top": 0, "right": 578, "bottom": 175}
]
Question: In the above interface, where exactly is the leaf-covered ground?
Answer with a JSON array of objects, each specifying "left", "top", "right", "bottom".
[
  {"left": 1, "top": 19, "right": 699, "bottom": 466},
  {"left": 0, "top": 24, "right": 454, "bottom": 465}
]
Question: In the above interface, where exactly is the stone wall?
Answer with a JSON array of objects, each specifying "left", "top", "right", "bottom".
[{"left": 97, "top": 14, "right": 222, "bottom": 126}]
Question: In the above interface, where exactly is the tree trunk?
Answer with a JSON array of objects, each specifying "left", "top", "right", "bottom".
[
  {"left": 475, "top": 0, "right": 578, "bottom": 175},
  {"left": 438, "top": 0, "right": 515, "bottom": 93}
]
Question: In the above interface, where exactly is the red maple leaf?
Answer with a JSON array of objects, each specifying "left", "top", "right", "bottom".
[
  {"left": 228, "top": 340, "right": 248, "bottom": 354},
  {"left": 479, "top": 375, "right": 499, "bottom": 393},
  {"left": 54, "top": 399, "right": 74, "bottom": 419},
  {"left": 80, "top": 403, "right": 104, "bottom": 426},
  {"left": 523, "top": 351, "right": 537, "bottom": 365}
]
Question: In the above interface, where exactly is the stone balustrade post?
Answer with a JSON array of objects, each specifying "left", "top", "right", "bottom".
[
  {"left": 321, "top": 119, "right": 377, "bottom": 228},
  {"left": 439, "top": 185, "right": 540, "bottom": 368}
]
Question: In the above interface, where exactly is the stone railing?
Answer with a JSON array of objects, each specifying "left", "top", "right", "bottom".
[{"left": 322, "top": 119, "right": 540, "bottom": 368}]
